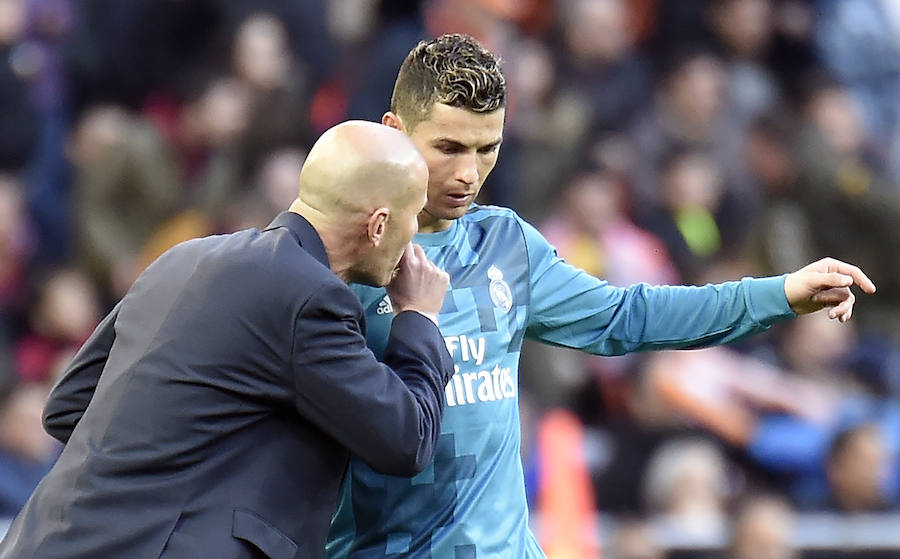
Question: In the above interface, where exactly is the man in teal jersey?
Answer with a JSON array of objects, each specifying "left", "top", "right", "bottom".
[{"left": 327, "top": 34, "right": 876, "bottom": 558}]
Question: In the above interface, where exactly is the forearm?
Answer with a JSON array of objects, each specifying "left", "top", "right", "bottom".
[
  {"left": 377, "top": 312, "right": 454, "bottom": 473},
  {"left": 529, "top": 274, "right": 795, "bottom": 356},
  {"left": 292, "top": 287, "right": 454, "bottom": 476}
]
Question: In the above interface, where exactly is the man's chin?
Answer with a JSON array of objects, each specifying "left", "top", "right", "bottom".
[{"left": 430, "top": 205, "right": 468, "bottom": 221}]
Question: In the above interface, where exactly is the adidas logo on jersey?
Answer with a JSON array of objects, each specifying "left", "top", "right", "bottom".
[{"left": 376, "top": 295, "right": 393, "bottom": 315}]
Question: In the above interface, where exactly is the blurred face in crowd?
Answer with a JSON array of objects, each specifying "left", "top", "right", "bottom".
[
  {"left": 782, "top": 312, "right": 854, "bottom": 374},
  {"left": 0, "top": 383, "right": 56, "bottom": 463},
  {"left": 327, "top": 0, "right": 379, "bottom": 44},
  {"left": 744, "top": 124, "right": 794, "bottom": 191},
  {"left": 188, "top": 78, "right": 251, "bottom": 148},
  {"left": 710, "top": 0, "right": 773, "bottom": 58},
  {"left": 35, "top": 269, "right": 100, "bottom": 342},
  {"left": 828, "top": 424, "right": 889, "bottom": 512},
  {"left": 610, "top": 519, "right": 663, "bottom": 559},
  {"left": 384, "top": 104, "right": 504, "bottom": 233},
  {"left": 663, "top": 152, "right": 724, "bottom": 212},
  {"left": 0, "top": 175, "right": 27, "bottom": 252},
  {"left": 807, "top": 86, "right": 867, "bottom": 156},
  {"left": 0, "top": 0, "right": 25, "bottom": 45},
  {"left": 731, "top": 497, "right": 797, "bottom": 559},
  {"left": 562, "top": 172, "right": 622, "bottom": 236},
  {"left": 233, "top": 13, "right": 290, "bottom": 90},
  {"left": 256, "top": 148, "right": 307, "bottom": 211},
  {"left": 666, "top": 54, "right": 727, "bottom": 130},
  {"left": 564, "top": 0, "right": 631, "bottom": 65},
  {"left": 507, "top": 40, "right": 554, "bottom": 106},
  {"left": 644, "top": 438, "right": 727, "bottom": 520}
]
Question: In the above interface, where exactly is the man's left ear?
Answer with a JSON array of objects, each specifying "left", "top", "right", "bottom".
[{"left": 367, "top": 208, "right": 390, "bottom": 246}]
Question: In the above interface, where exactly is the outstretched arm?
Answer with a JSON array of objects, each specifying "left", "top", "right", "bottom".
[{"left": 521, "top": 218, "right": 876, "bottom": 354}]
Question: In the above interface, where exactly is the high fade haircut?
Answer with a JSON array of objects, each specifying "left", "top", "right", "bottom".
[{"left": 390, "top": 33, "right": 507, "bottom": 131}]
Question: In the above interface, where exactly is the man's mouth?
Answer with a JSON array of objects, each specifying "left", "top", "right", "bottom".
[{"left": 446, "top": 192, "right": 474, "bottom": 203}]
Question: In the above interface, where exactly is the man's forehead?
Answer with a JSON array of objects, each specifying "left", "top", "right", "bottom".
[{"left": 417, "top": 103, "right": 505, "bottom": 145}]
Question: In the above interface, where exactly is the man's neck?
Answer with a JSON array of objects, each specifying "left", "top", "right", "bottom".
[
  {"left": 417, "top": 211, "right": 454, "bottom": 234},
  {"left": 288, "top": 203, "right": 356, "bottom": 282}
]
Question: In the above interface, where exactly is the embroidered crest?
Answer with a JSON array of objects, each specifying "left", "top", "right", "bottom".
[{"left": 488, "top": 265, "right": 512, "bottom": 312}]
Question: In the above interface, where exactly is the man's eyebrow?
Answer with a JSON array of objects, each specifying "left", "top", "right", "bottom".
[
  {"left": 431, "top": 138, "right": 467, "bottom": 148},
  {"left": 431, "top": 137, "right": 503, "bottom": 149}
]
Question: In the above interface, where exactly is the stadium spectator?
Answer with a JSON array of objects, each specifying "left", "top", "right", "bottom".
[
  {"left": 728, "top": 494, "right": 798, "bottom": 559},
  {"left": 707, "top": 0, "right": 781, "bottom": 122},
  {"left": 14, "top": 267, "right": 99, "bottom": 384},
  {"left": 791, "top": 78, "right": 900, "bottom": 339},
  {"left": 0, "top": 365, "right": 57, "bottom": 520},
  {"left": 68, "top": 105, "right": 180, "bottom": 299},
  {"left": 643, "top": 437, "right": 730, "bottom": 542},
  {"left": 0, "top": 174, "right": 36, "bottom": 351},
  {"left": 826, "top": 423, "right": 895, "bottom": 513}
]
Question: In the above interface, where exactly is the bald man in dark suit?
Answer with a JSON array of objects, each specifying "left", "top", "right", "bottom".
[{"left": 0, "top": 121, "right": 453, "bottom": 559}]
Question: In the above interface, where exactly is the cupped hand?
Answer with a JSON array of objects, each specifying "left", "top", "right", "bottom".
[{"left": 783, "top": 257, "right": 876, "bottom": 322}]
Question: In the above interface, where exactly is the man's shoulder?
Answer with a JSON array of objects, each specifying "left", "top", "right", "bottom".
[
  {"left": 457, "top": 204, "right": 531, "bottom": 241},
  {"left": 460, "top": 204, "right": 548, "bottom": 253},
  {"left": 194, "top": 227, "right": 347, "bottom": 300}
]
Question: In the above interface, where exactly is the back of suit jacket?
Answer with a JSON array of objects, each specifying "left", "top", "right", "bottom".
[{"left": 0, "top": 213, "right": 453, "bottom": 559}]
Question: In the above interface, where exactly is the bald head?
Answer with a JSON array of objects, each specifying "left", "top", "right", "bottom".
[
  {"left": 297, "top": 120, "right": 428, "bottom": 219},
  {"left": 290, "top": 121, "right": 429, "bottom": 285}
]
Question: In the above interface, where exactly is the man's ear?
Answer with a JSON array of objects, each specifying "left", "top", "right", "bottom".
[
  {"left": 382, "top": 112, "right": 402, "bottom": 131},
  {"left": 366, "top": 207, "right": 390, "bottom": 246}
]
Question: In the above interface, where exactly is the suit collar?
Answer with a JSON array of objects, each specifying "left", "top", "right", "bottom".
[{"left": 264, "top": 212, "right": 330, "bottom": 268}]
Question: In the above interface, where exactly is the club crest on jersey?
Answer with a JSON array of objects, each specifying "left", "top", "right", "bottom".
[{"left": 488, "top": 265, "right": 512, "bottom": 312}]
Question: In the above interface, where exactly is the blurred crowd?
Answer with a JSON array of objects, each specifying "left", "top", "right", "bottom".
[{"left": 1, "top": 0, "right": 899, "bottom": 556}]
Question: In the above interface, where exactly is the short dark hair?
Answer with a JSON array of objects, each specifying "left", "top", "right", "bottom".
[{"left": 391, "top": 33, "right": 507, "bottom": 131}]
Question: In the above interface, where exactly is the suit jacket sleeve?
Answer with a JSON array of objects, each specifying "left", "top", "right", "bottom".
[
  {"left": 292, "top": 283, "right": 453, "bottom": 477},
  {"left": 43, "top": 302, "right": 121, "bottom": 443}
]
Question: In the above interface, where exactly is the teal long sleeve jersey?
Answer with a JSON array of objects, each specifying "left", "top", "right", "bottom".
[{"left": 327, "top": 205, "right": 796, "bottom": 558}]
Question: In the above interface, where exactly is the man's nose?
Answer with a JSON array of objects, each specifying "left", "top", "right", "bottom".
[{"left": 456, "top": 153, "right": 479, "bottom": 186}]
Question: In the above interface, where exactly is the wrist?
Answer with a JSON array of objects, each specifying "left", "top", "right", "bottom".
[{"left": 412, "top": 310, "right": 439, "bottom": 326}]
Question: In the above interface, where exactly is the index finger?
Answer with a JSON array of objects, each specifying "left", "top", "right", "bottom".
[{"left": 829, "top": 259, "right": 876, "bottom": 294}]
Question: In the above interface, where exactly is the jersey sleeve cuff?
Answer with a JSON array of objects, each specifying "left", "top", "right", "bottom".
[{"left": 741, "top": 274, "right": 796, "bottom": 325}]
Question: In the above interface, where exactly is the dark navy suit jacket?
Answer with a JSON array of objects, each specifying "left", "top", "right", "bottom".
[{"left": 0, "top": 212, "right": 453, "bottom": 559}]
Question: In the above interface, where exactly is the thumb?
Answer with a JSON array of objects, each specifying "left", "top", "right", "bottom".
[{"left": 397, "top": 243, "right": 414, "bottom": 269}]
